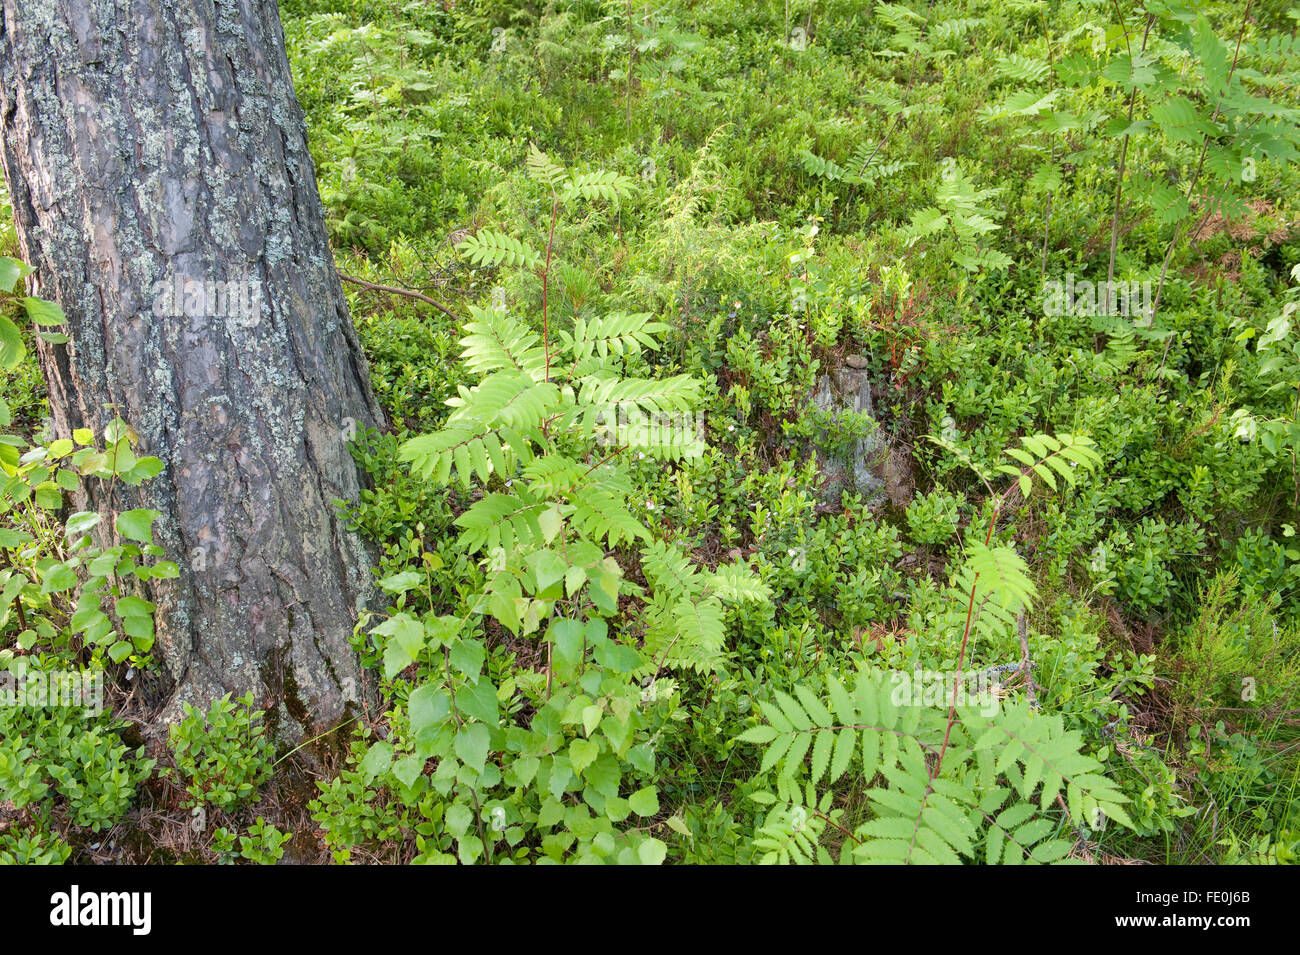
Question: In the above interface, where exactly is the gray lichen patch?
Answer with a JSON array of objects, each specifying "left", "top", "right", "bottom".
[
  {"left": 0, "top": 0, "right": 385, "bottom": 739},
  {"left": 810, "top": 357, "right": 886, "bottom": 507}
]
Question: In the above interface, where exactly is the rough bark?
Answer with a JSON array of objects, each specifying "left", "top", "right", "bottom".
[{"left": 0, "top": 0, "right": 384, "bottom": 739}]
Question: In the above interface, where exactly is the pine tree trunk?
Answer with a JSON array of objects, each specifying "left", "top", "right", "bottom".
[{"left": 0, "top": 0, "right": 384, "bottom": 739}]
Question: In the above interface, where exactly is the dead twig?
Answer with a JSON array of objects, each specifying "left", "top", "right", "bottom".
[
  {"left": 338, "top": 272, "right": 460, "bottom": 321},
  {"left": 1017, "top": 612, "right": 1041, "bottom": 711}
]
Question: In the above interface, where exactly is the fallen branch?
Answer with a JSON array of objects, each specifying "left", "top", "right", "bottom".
[
  {"left": 337, "top": 271, "right": 460, "bottom": 321},
  {"left": 1017, "top": 612, "right": 1041, "bottom": 711}
]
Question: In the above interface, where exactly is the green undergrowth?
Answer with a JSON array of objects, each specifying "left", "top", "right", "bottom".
[{"left": 3, "top": 0, "right": 1298, "bottom": 864}]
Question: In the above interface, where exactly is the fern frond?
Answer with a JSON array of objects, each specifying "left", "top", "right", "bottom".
[
  {"left": 561, "top": 312, "right": 667, "bottom": 362},
  {"left": 456, "top": 229, "right": 543, "bottom": 270},
  {"left": 744, "top": 670, "right": 927, "bottom": 781},
  {"left": 995, "top": 53, "right": 1050, "bottom": 83},
  {"left": 855, "top": 748, "right": 980, "bottom": 864},
  {"left": 705, "top": 561, "right": 772, "bottom": 603},
  {"left": 930, "top": 17, "right": 983, "bottom": 44},
  {"left": 964, "top": 540, "right": 1037, "bottom": 615},
  {"left": 641, "top": 593, "right": 727, "bottom": 674},
  {"left": 739, "top": 670, "right": 1130, "bottom": 864},
  {"left": 798, "top": 149, "right": 848, "bottom": 182},
  {"left": 979, "top": 787, "right": 1079, "bottom": 864},
  {"left": 980, "top": 88, "right": 1058, "bottom": 120},
  {"left": 964, "top": 702, "right": 1133, "bottom": 830},
  {"left": 519, "top": 453, "right": 586, "bottom": 496},
  {"left": 562, "top": 170, "right": 634, "bottom": 203},
  {"left": 902, "top": 207, "right": 948, "bottom": 244},
  {"left": 995, "top": 432, "right": 1102, "bottom": 497},
  {"left": 1098, "top": 325, "right": 1139, "bottom": 373},
  {"left": 570, "top": 486, "right": 648, "bottom": 547},
  {"left": 639, "top": 540, "right": 697, "bottom": 597},
  {"left": 445, "top": 371, "right": 557, "bottom": 429},
  {"left": 526, "top": 142, "right": 567, "bottom": 187},
  {"left": 460, "top": 305, "right": 548, "bottom": 380},
  {"left": 399, "top": 372, "right": 555, "bottom": 486},
  {"left": 577, "top": 374, "right": 702, "bottom": 415},
  {"left": 1026, "top": 161, "right": 1062, "bottom": 195},
  {"left": 949, "top": 560, "right": 1023, "bottom": 641},
  {"left": 454, "top": 492, "right": 549, "bottom": 554},
  {"left": 952, "top": 247, "right": 1013, "bottom": 272},
  {"left": 752, "top": 787, "right": 835, "bottom": 864}
]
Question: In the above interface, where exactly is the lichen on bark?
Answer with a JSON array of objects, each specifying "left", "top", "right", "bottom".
[{"left": 0, "top": 0, "right": 384, "bottom": 739}]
